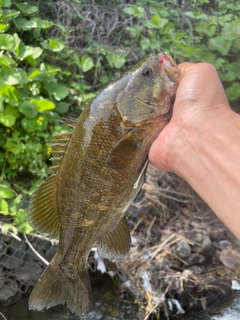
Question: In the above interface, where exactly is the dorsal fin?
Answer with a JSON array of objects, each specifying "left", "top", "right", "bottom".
[
  {"left": 59, "top": 117, "right": 79, "bottom": 128},
  {"left": 28, "top": 116, "right": 79, "bottom": 237},
  {"left": 49, "top": 131, "right": 74, "bottom": 173}
]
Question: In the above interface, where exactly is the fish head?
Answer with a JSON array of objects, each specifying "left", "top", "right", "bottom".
[{"left": 116, "top": 52, "right": 181, "bottom": 125}]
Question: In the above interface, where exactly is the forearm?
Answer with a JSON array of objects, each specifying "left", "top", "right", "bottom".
[{"left": 173, "top": 108, "right": 240, "bottom": 239}]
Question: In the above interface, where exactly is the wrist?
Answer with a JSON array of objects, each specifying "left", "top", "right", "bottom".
[{"left": 173, "top": 107, "right": 239, "bottom": 182}]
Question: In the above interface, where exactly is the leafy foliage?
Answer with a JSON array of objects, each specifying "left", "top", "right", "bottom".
[{"left": 1, "top": 0, "right": 240, "bottom": 235}]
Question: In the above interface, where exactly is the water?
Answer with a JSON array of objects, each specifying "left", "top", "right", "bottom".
[
  {"left": 1, "top": 277, "right": 240, "bottom": 320},
  {"left": 0, "top": 273, "right": 138, "bottom": 320}
]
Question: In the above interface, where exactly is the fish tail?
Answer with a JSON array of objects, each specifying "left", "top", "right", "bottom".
[{"left": 29, "top": 259, "right": 91, "bottom": 317}]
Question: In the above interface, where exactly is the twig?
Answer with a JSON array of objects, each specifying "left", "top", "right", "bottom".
[
  {"left": 143, "top": 285, "right": 170, "bottom": 320},
  {"left": 27, "top": 233, "right": 59, "bottom": 245},
  {"left": 0, "top": 312, "right": 7, "bottom": 320},
  {"left": 23, "top": 234, "right": 49, "bottom": 266}
]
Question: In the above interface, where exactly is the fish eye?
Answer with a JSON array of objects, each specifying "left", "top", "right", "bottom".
[{"left": 142, "top": 67, "right": 152, "bottom": 76}]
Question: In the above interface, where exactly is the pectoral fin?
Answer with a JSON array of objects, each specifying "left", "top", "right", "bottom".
[
  {"left": 28, "top": 174, "right": 59, "bottom": 238},
  {"left": 97, "top": 217, "right": 131, "bottom": 260},
  {"left": 106, "top": 129, "right": 143, "bottom": 170}
]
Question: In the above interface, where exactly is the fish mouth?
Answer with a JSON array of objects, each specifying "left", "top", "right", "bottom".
[
  {"left": 159, "top": 52, "right": 180, "bottom": 85},
  {"left": 159, "top": 52, "right": 180, "bottom": 113}
]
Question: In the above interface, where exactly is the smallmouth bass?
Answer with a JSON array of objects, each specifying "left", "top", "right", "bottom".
[{"left": 28, "top": 52, "right": 181, "bottom": 317}]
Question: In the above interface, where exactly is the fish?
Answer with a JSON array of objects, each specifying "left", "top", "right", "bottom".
[{"left": 28, "top": 52, "right": 181, "bottom": 317}]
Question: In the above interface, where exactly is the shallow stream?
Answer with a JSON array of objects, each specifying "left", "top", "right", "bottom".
[{"left": 1, "top": 276, "right": 240, "bottom": 320}]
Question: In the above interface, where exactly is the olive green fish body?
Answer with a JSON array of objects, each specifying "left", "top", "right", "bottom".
[{"left": 28, "top": 52, "right": 181, "bottom": 317}]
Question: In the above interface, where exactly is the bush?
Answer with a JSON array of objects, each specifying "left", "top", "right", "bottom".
[{"left": 1, "top": 0, "right": 240, "bottom": 235}]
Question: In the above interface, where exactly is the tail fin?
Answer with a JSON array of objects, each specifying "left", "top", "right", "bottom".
[{"left": 29, "top": 261, "right": 91, "bottom": 317}]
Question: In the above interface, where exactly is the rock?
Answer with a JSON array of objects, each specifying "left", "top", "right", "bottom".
[
  {"left": 9, "top": 239, "right": 28, "bottom": 259},
  {"left": 0, "top": 280, "right": 18, "bottom": 303},
  {"left": 0, "top": 242, "right": 7, "bottom": 257},
  {"left": 202, "top": 236, "right": 214, "bottom": 254},
  {"left": 175, "top": 241, "right": 191, "bottom": 259},
  {"left": 213, "top": 240, "right": 233, "bottom": 251},
  {"left": 0, "top": 255, "right": 23, "bottom": 269},
  {"left": 0, "top": 271, "right": 5, "bottom": 289},
  {"left": 0, "top": 234, "right": 12, "bottom": 244},
  {"left": 209, "top": 229, "right": 226, "bottom": 241},
  {"left": 187, "top": 253, "right": 205, "bottom": 265},
  {"left": 186, "top": 266, "right": 203, "bottom": 274},
  {"left": 14, "top": 261, "right": 43, "bottom": 283},
  {"left": 219, "top": 249, "right": 240, "bottom": 271}
]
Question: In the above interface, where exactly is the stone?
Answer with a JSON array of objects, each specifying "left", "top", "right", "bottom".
[
  {"left": 187, "top": 253, "right": 206, "bottom": 265},
  {"left": 186, "top": 265, "right": 203, "bottom": 274},
  {"left": 14, "top": 261, "right": 43, "bottom": 283},
  {"left": 0, "top": 255, "right": 23, "bottom": 269},
  {"left": 0, "top": 234, "right": 12, "bottom": 244},
  {"left": 0, "top": 280, "right": 18, "bottom": 302},
  {"left": 213, "top": 240, "right": 233, "bottom": 251},
  {"left": 175, "top": 241, "right": 191, "bottom": 259},
  {"left": 9, "top": 240, "right": 28, "bottom": 259},
  {"left": 220, "top": 249, "right": 240, "bottom": 271},
  {"left": 197, "top": 236, "right": 215, "bottom": 256}
]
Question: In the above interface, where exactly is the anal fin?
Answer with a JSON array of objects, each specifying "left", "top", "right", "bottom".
[
  {"left": 97, "top": 217, "right": 131, "bottom": 260},
  {"left": 28, "top": 174, "right": 59, "bottom": 238}
]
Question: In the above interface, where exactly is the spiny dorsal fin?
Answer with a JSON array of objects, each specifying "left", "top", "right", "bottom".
[
  {"left": 59, "top": 117, "right": 79, "bottom": 128},
  {"left": 28, "top": 116, "right": 79, "bottom": 237},
  {"left": 97, "top": 217, "right": 131, "bottom": 260},
  {"left": 28, "top": 174, "right": 59, "bottom": 238},
  {"left": 49, "top": 120, "right": 76, "bottom": 173}
]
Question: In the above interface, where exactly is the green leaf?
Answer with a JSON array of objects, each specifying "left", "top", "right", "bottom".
[
  {"left": 14, "top": 209, "right": 27, "bottom": 225},
  {"left": 0, "top": 34, "right": 15, "bottom": 50},
  {"left": 0, "top": 52, "right": 16, "bottom": 66},
  {"left": 30, "top": 98, "right": 55, "bottom": 112},
  {"left": 0, "top": 84, "right": 20, "bottom": 106},
  {"left": 28, "top": 68, "right": 43, "bottom": 80},
  {"left": 80, "top": 56, "right": 94, "bottom": 72},
  {"left": 0, "top": 23, "right": 9, "bottom": 32},
  {"left": 0, "top": 184, "right": 14, "bottom": 199},
  {"left": 4, "top": 104, "right": 19, "bottom": 119},
  {"left": 18, "top": 221, "right": 33, "bottom": 234},
  {"left": 208, "top": 37, "right": 232, "bottom": 56},
  {"left": 0, "top": 66, "right": 28, "bottom": 85},
  {"left": 126, "top": 26, "right": 142, "bottom": 38},
  {"left": 34, "top": 18, "right": 53, "bottom": 29},
  {"left": 2, "top": 9, "right": 20, "bottom": 19},
  {"left": 2, "top": 0, "right": 11, "bottom": 8},
  {"left": 123, "top": 6, "right": 144, "bottom": 18},
  {"left": 15, "top": 3, "right": 38, "bottom": 14},
  {"left": 48, "top": 38, "right": 65, "bottom": 52},
  {"left": 214, "top": 58, "right": 225, "bottom": 69},
  {"left": 226, "top": 83, "right": 240, "bottom": 101},
  {"left": 21, "top": 116, "right": 48, "bottom": 132},
  {"left": 45, "top": 82, "right": 69, "bottom": 101},
  {"left": 0, "top": 199, "right": 9, "bottom": 214},
  {"left": 19, "top": 101, "right": 37, "bottom": 118},
  {"left": 14, "top": 18, "right": 37, "bottom": 31},
  {"left": 55, "top": 102, "right": 70, "bottom": 114},
  {"left": 106, "top": 53, "right": 126, "bottom": 69},
  {"left": 14, "top": 38, "right": 43, "bottom": 61},
  {"left": 0, "top": 112, "right": 16, "bottom": 127},
  {"left": 143, "top": 16, "right": 168, "bottom": 29}
]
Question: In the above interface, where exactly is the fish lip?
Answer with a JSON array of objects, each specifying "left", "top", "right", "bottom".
[{"left": 158, "top": 52, "right": 180, "bottom": 85}]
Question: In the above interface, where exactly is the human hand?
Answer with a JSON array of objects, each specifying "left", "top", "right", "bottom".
[
  {"left": 149, "top": 62, "right": 240, "bottom": 239},
  {"left": 149, "top": 62, "right": 230, "bottom": 175}
]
